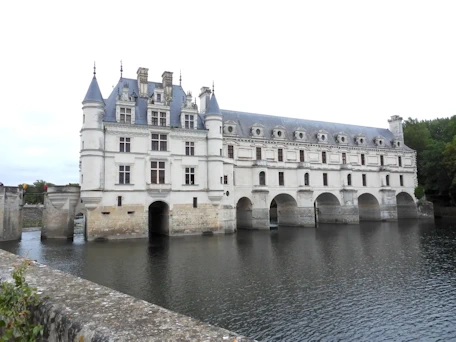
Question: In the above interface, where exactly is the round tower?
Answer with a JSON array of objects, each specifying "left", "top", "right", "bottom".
[
  {"left": 80, "top": 69, "right": 105, "bottom": 192},
  {"left": 204, "top": 92, "right": 224, "bottom": 204}
]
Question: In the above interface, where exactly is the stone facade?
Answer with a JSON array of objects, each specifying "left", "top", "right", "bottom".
[
  {"left": 0, "top": 186, "right": 23, "bottom": 241},
  {"left": 22, "top": 205, "right": 44, "bottom": 228}
]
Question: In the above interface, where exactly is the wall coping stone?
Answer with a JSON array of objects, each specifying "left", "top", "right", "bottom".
[{"left": 0, "top": 250, "right": 255, "bottom": 341}]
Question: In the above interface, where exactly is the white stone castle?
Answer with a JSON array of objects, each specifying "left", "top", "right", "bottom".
[{"left": 80, "top": 66, "right": 420, "bottom": 240}]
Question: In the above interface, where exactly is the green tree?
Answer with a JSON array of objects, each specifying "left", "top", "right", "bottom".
[{"left": 443, "top": 136, "right": 456, "bottom": 203}]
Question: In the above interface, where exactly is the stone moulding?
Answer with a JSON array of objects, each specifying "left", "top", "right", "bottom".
[{"left": 0, "top": 250, "right": 255, "bottom": 342}]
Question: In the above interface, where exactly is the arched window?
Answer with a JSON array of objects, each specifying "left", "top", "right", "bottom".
[
  {"left": 259, "top": 171, "right": 266, "bottom": 186},
  {"left": 347, "top": 174, "right": 352, "bottom": 186},
  {"left": 386, "top": 175, "right": 390, "bottom": 186},
  {"left": 304, "top": 173, "right": 309, "bottom": 186}
]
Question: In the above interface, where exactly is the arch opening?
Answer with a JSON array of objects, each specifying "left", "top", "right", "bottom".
[
  {"left": 396, "top": 192, "right": 417, "bottom": 219},
  {"left": 74, "top": 212, "right": 85, "bottom": 236},
  {"left": 358, "top": 193, "right": 380, "bottom": 221},
  {"left": 315, "top": 192, "right": 341, "bottom": 224},
  {"left": 236, "top": 197, "right": 253, "bottom": 230},
  {"left": 270, "top": 194, "right": 298, "bottom": 227},
  {"left": 148, "top": 201, "right": 169, "bottom": 237}
]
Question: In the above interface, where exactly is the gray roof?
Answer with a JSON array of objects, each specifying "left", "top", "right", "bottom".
[
  {"left": 206, "top": 94, "right": 222, "bottom": 115},
  {"left": 221, "top": 109, "right": 410, "bottom": 150},
  {"left": 83, "top": 76, "right": 105, "bottom": 103}
]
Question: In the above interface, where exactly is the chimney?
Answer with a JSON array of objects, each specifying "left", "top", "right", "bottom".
[
  {"left": 137, "top": 67, "right": 149, "bottom": 97},
  {"left": 162, "top": 71, "right": 173, "bottom": 104},
  {"left": 388, "top": 115, "right": 404, "bottom": 142},
  {"left": 199, "top": 87, "right": 211, "bottom": 114}
]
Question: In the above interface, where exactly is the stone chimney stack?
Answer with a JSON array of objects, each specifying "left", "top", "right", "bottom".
[
  {"left": 162, "top": 71, "right": 173, "bottom": 104},
  {"left": 137, "top": 68, "right": 149, "bottom": 97},
  {"left": 199, "top": 86, "right": 211, "bottom": 114},
  {"left": 388, "top": 115, "right": 404, "bottom": 142}
]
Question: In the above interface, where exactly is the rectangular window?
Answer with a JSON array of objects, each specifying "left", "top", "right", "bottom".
[
  {"left": 193, "top": 197, "right": 197, "bottom": 208},
  {"left": 117, "top": 196, "right": 122, "bottom": 207},
  {"left": 300, "top": 150, "right": 305, "bottom": 162},
  {"left": 151, "top": 111, "right": 158, "bottom": 126},
  {"left": 120, "top": 107, "right": 132, "bottom": 124},
  {"left": 160, "top": 112, "right": 166, "bottom": 126},
  {"left": 362, "top": 174, "right": 367, "bottom": 186},
  {"left": 279, "top": 172, "right": 284, "bottom": 186},
  {"left": 322, "top": 151, "right": 327, "bottom": 164},
  {"left": 278, "top": 148, "right": 283, "bottom": 162},
  {"left": 220, "top": 149, "right": 223, "bottom": 156},
  {"left": 256, "top": 147, "right": 262, "bottom": 160},
  {"left": 361, "top": 154, "right": 365, "bottom": 165},
  {"left": 185, "top": 167, "right": 195, "bottom": 185},
  {"left": 224, "top": 175, "right": 228, "bottom": 185},
  {"left": 342, "top": 152, "right": 346, "bottom": 164},
  {"left": 185, "top": 114, "right": 194, "bottom": 129},
  {"left": 323, "top": 173, "right": 328, "bottom": 186},
  {"left": 185, "top": 142, "right": 195, "bottom": 156},
  {"left": 151, "top": 134, "right": 167, "bottom": 151},
  {"left": 157, "top": 93, "right": 161, "bottom": 102},
  {"left": 228, "top": 145, "right": 234, "bottom": 159},
  {"left": 151, "top": 161, "right": 165, "bottom": 184},
  {"left": 400, "top": 175, "right": 404, "bottom": 186},
  {"left": 119, "top": 165, "right": 131, "bottom": 184},
  {"left": 380, "top": 155, "right": 384, "bottom": 166},
  {"left": 398, "top": 156, "right": 402, "bottom": 167},
  {"left": 120, "top": 137, "right": 131, "bottom": 152}
]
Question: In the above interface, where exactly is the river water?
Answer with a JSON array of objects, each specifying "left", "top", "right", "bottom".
[{"left": 1, "top": 219, "right": 456, "bottom": 341}]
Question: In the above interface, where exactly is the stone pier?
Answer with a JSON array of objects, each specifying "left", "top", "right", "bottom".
[
  {"left": 0, "top": 186, "right": 23, "bottom": 241},
  {"left": 42, "top": 186, "right": 80, "bottom": 240}
]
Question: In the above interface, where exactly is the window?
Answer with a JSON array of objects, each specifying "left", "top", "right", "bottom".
[
  {"left": 400, "top": 175, "right": 404, "bottom": 186},
  {"left": 304, "top": 172, "right": 309, "bottom": 186},
  {"left": 300, "top": 150, "right": 305, "bottom": 162},
  {"left": 151, "top": 134, "right": 167, "bottom": 151},
  {"left": 398, "top": 156, "right": 402, "bottom": 167},
  {"left": 120, "top": 107, "right": 132, "bottom": 124},
  {"left": 278, "top": 148, "right": 283, "bottom": 162},
  {"left": 185, "top": 114, "right": 194, "bottom": 129},
  {"left": 259, "top": 171, "right": 266, "bottom": 186},
  {"left": 193, "top": 197, "right": 198, "bottom": 208},
  {"left": 362, "top": 174, "right": 367, "bottom": 186},
  {"left": 160, "top": 112, "right": 166, "bottom": 126},
  {"left": 83, "top": 114, "right": 85, "bottom": 123},
  {"left": 120, "top": 137, "right": 130, "bottom": 152},
  {"left": 185, "top": 167, "right": 195, "bottom": 185},
  {"left": 279, "top": 172, "right": 284, "bottom": 186},
  {"left": 323, "top": 173, "right": 328, "bottom": 186},
  {"left": 386, "top": 175, "right": 390, "bottom": 186},
  {"left": 151, "top": 111, "right": 158, "bottom": 125},
  {"left": 220, "top": 149, "right": 222, "bottom": 156},
  {"left": 380, "top": 155, "right": 384, "bottom": 166},
  {"left": 322, "top": 151, "right": 327, "bottom": 164},
  {"left": 117, "top": 196, "right": 122, "bottom": 207},
  {"left": 361, "top": 154, "right": 365, "bottom": 165},
  {"left": 151, "top": 161, "right": 165, "bottom": 184},
  {"left": 157, "top": 93, "right": 161, "bottom": 102},
  {"left": 228, "top": 145, "right": 234, "bottom": 159},
  {"left": 347, "top": 174, "right": 352, "bottom": 186},
  {"left": 119, "top": 165, "right": 130, "bottom": 184},
  {"left": 224, "top": 175, "right": 228, "bottom": 184},
  {"left": 256, "top": 147, "right": 262, "bottom": 160},
  {"left": 342, "top": 152, "right": 346, "bottom": 164},
  {"left": 185, "top": 142, "right": 195, "bottom": 156}
]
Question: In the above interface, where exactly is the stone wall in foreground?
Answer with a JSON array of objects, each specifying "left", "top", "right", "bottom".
[{"left": 0, "top": 250, "right": 254, "bottom": 342}]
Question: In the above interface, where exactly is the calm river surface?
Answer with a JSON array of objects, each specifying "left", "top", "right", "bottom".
[{"left": 2, "top": 219, "right": 456, "bottom": 341}]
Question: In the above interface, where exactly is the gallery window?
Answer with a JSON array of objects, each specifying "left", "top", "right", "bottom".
[
  {"left": 259, "top": 171, "right": 266, "bottom": 186},
  {"left": 347, "top": 174, "right": 352, "bottom": 186},
  {"left": 342, "top": 152, "right": 346, "bottom": 164},
  {"left": 362, "top": 174, "right": 367, "bottom": 186},
  {"left": 185, "top": 167, "right": 195, "bottom": 185},
  {"left": 400, "top": 175, "right": 404, "bottom": 186},
  {"left": 119, "top": 165, "right": 131, "bottom": 184},
  {"left": 361, "top": 154, "right": 365, "bottom": 165},
  {"left": 380, "top": 155, "right": 384, "bottom": 166},
  {"left": 279, "top": 172, "right": 284, "bottom": 186},
  {"left": 151, "top": 134, "right": 167, "bottom": 151},
  {"left": 278, "top": 148, "right": 283, "bottom": 162},
  {"left": 228, "top": 145, "right": 234, "bottom": 159},
  {"left": 304, "top": 172, "right": 309, "bottom": 186},
  {"left": 322, "top": 151, "right": 327, "bottom": 164},
  {"left": 120, "top": 137, "right": 130, "bottom": 152},
  {"left": 151, "top": 161, "right": 165, "bottom": 184},
  {"left": 386, "top": 175, "right": 390, "bottom": 186},
  {"left": 185, "top": 142, "right": 195, "bottom": 156},
  {"left": 300, "top": 150, "right": 305, "bottom": 162},
  {"left": 398, "top": 156, "right": 402, "bottom": 167},
  {"left": 256, "top": 147, "right": 262, "bottom": 160}
]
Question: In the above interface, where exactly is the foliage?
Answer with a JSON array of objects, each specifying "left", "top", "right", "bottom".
[
  {"left": 414, "top": 186, "right": 425, "bottom": 200},
  {"left": 443, "top": 136, "right": 456, "bottom": 200},
  {"left": 18, "top": 180, "right": 54, "bottom": 205},
  {"left": 0, "top": 260, "right": 43, "bottom": 341}
]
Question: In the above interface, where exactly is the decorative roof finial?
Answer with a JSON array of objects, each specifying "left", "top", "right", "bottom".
[
  {"left": 179, "top": 69, "right": 182, "bottom": 86},
  {"left": 120, "top": 60, "right": 123, "bottom": 79},
  {"left": 93, "top": 61, "right": 96, "bottom": 76},
  {"left": 212, "top": 81, "right": 214, "bottom": 94}
]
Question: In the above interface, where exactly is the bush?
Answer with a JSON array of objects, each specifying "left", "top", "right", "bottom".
[
  {"left": 0, "top": 260, "right": 43, "bottom": 341},
  {"left": 415, "top": 185, "right": 425, "bottom": 200}
]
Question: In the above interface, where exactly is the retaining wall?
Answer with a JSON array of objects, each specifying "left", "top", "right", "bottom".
[
  {"left": 0, "top": 250, "right": 254, "bottom": 341},
  {"left": 23, "top": 205, "right": 44, "bottom": 228}
]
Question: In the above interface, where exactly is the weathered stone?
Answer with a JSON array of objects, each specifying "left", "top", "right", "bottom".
[
  {"left": 22, "top": 205, "right": 44, "bottom": 228},
  {"left": 417, "top": 200, "right": 434, "bottom": 220},
  {"left": 0, "top": 186, "right": 22, "bottom": 241}
]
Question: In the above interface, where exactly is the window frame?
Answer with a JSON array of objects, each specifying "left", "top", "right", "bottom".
[
  {"left": 185, "top": 167, "right": 195, "bottom": 185},
  {"left": 120, "top": 137, "right": 131, "bottom": 153},
  {"left": 120, "top": 107, "right": 132, "bottom": 124},
  {"left": 362, "top": 174, "right": 367, "bottom": 187},
  {"left": 150, "top": 161, "right": 165, "bottom": 184},
  {"left": 185, "top": 141, "right": 195, "bottom": 156},
  {"left": 304, "top": 172, "right": 309, "bottom": 186},
  {"left": 185, "top": 114, "right": 194, "bottom": 129},
  {"left": 300, "top": 150, "right": 305, "bottom": 162},
  {"left": 119, "top": 165, "right": 131, "bottom": 184},
  {"left": 259, "top": 171, "right": 266, "bottom": 186},
  {"left": 278, "top": 171, "right": 285, "bottom": 186},
  {"left": 151, "top": 133, "right": 168, "bottom": 151},
  {"left": 228, "top": 145, "right": 234, "bottom": 159},
  {"left": 342, "top": 152, "right": 346, "bottom": 164},
  {"left": 323, "top": 173, "right": 328, "bottom": 186},
  {"left": 256, "top": 147, "right": 262, "bottom": 160},
  {"left": 278, "top": 148, "right": 283, "bottom": 162},
  {"left": 361, "top": 154, "right": 365, "bottom": 165}
]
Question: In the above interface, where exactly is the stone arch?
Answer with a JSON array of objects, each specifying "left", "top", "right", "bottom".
[
  {"left": 236, "top": 197, "right": 253, "bottom": 230},
  {"left": 396, "top": 192, "right": 417, "bottom": 219},
  {"left": 358, "top": 193, "right": 381, "bottom": 221},
  {"left": 270, "top": 193, "right": 298, "bottom": 227},
  {"left": 148, "top": 201, "right": 169, "bottom": 237},
  {"left": 314, "top": 192, "right": 341, "bottom": 224}
]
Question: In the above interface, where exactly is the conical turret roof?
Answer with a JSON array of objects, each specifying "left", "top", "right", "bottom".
[
  {"left": 83, "top": 76, "right": 104, "bottom": 104},
  {"left": 206, "top": 94, "right": 221, "bottom": 115}
]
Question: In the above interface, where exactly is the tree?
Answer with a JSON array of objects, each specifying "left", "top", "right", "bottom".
[{"left": 443, "top": 136, "right": 456, "bottom": 203}]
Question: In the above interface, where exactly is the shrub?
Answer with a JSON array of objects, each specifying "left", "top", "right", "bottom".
[{"left": 415, "top": 185, "right": 425, "bottom": 200}]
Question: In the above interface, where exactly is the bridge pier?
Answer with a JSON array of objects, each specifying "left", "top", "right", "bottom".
[
  {"left": 42, "top": 186, "right": 80, "bottom": 240},
  {"left": 379, "top": 189, "right": 398, "bottom": 221},
  {"left": 0, "top": 186, "right": 23, "bottom": 242}
]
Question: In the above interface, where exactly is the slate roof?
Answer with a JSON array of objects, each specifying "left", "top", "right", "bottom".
[
  {"left": 83, "top": 76, "right": 105, "bottom": 103},
  {"left": 206, "top": 94, "right": 222, "bottom": 115}
]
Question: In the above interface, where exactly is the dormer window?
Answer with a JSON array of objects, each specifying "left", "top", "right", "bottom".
[
  {"left": 272, "top": 125, "right": 286, "bottom": 140},
  {"left": 157, "top": 94, "right": 162, "bottom": 102},
  {"left": 185, "top": 114, "right": 195, "bottom": 129},
  {"left": 317, "top": 130, "right": 328, "bottom": 143},
  {"left": 392, "top": 138, "right": 402, "bottom": 148},
  {"left": 251, "top": 124, "right": 264, "bottom": 138},
  {"left": 374, "top": 136, "right": 386, "bottom": 147},
  {"left": 294, "top": 128, "right": 307, "bottom": 141},
  {"left": 355, "top": 134, "right": 366, "bottom": 145},
  {"left": 120, "top": 107, "right": 132, "bottom": 124},
  {"left": 336, "top": 133, "right": 348, "bottom": 145},
  {"left": 224, "top": 121, "right": 237, "bottom": 135}
]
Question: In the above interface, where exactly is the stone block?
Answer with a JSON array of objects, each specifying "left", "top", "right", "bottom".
[{"left": 0, "top": 186, "right": 23, "bottom": 241}]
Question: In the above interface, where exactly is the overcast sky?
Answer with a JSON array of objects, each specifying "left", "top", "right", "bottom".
[{"left": 1, "top": 0, "right": 456, "bottom": 186}]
